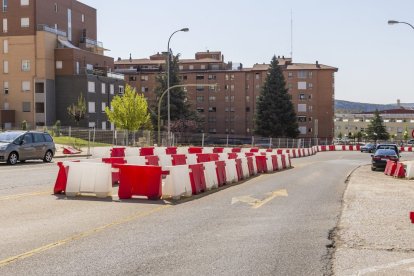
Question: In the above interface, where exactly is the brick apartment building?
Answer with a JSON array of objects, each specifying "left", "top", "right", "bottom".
[
  {"left": 0, "top": 0, "right": 124, "bottom": 130},
  {"left": 115, "top": 51, "right": 338, "bottom": 139}
]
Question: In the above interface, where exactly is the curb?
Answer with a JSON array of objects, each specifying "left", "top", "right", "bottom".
[{"left": 54, "top": 154, "right": 92, "bottom": 159}]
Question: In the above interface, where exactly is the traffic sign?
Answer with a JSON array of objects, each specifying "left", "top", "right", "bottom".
[{"left": 411, "top": 129, "right": 414, "bottom": 138}]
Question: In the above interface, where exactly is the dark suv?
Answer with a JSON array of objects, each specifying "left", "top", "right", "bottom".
[
  {"left": 0, "top": 131, "right": 56, "bottom": 165},
  {"left": 375, "top": 144, "right": 400, "bottom": 157}
]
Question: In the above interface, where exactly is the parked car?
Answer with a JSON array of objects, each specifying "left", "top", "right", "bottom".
[
  {"left": 375, "top": 144, "right": 400, "bottom": 157},
  {"left": 371, "top": 149, "right": 399, "bottom": 171},
  {"left": 0, "top": 131, "right": 56, "bottom": 165},
  {"left": 407, "top": 139, "right": 414, "bottom": 145},
  {"left": 360, "top": 143, "right": 376, "bottom": 153}
]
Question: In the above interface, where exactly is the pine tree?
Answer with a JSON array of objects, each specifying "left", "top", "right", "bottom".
[
  {"left": 255, "top": 56, "right": 299, "bottom": 138},
  {"left": 366, "top": 109, "right": 389, "bottom": 141}
]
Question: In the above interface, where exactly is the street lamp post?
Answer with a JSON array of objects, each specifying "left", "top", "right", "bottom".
[
  {"left": 388, "top": 20, "right": 414, "bottom": 30},
  {"left": 158, "top": 83, "right": 217, "bottom": 146},
  {"left": 167, "top": 28, "right": 189, "bottom": 146}
]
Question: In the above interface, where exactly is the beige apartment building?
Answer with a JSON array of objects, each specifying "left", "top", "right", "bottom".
[
  {"left": 115, "top": 51, "right": 338, "bottom": 139},
  {"left": 335, "top": 108, "right": 414, "bottom": 139}
]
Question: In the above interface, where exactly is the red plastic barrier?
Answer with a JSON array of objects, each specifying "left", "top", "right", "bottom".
[
  {"left": 292, "top": 150, "right": 297, "bottom": 158},
  {"left": 277, "top": 149, "right": 283, "bottom": 154},
  {"left": 197, "top": 153, "right": 211, "bottom": 163},
  {"left": 188, "top": 147, "right": 203, "bottom": 154},
  {"left": 110, "top": 147, "right": 125, "bottom": 157},
  {"left": 400, "top": 146, "right": 405, "bottom": 152},
  {"left": 247, "top": 157, "right": 255, "bottom": 175},
  {"left": 384, "top": 160, "right": 397, "bottom": 176},
  {"left": 228, "top": 152, "right": 238, "bottom": 159},
  {"left": 245, "top": 152, "right": 254, "bottom": 157},
  {"left": 255, "top": 155, "right": 268, "bottom": 173},
  {"left": 145, "top": 155, "right": 159, "bottom": 166},
  {"left": 342, "top": 145, "right": 346, "bottom": 151},
  {"left": 250, "top": 148, "right": 259, "bottom": 153},
  {"left": 213, "top": 147, "right": 224, "bottom": 153},
  {"left": 349, "top": 145, "right": 354, "bottom": 151},
  {"left": 171, "top": 154, "right": 187, "bottom": 165},
  {"left": 329, "top": 145, "right": 335, "bottom": 151},
  {"left": 63, "top": 146, "right": 81, "bottom": 154},
  {"left": 356, "top": 145, "right": 361, "bottom": 151},
  {"left": 54, "top": 162, "right": 69, "bottom": 194},
  {"left": 235, "top": 159, "right": 243, "bottom": 181},
  {"left": 266, "top": 149, "right": 273, "bottom": 152},
  {"left": 102, "top": 157, "right": 126, "bottom": 184},
  {"left": 321, "top": 146, "right": 327, "bottom": 151},
  {"left": 140, "top": 147, "right": 154, "bottom": 156},
  {"left": 410, "top": 212, "right": 414, "bottom": 224},
  {"left": 408, "top": 147, "right": 413, "bottom": 152},
  {"left": 215, "top": 160, "right": 227, "bottom": 186},
  {"left": 271, "top": 155, "right": 279, "bottom": 171},
  {"left": 232, "top": 148, "right": 241, "bottom": 153},
  {"left": 394, "top": 162, "right": 405, "bottom": 178},
  {"left": 281, "top": 155, "right": 287, "bottom": 169},
  {"left": 166, "top": 147, "right": 177, "bottom": 155},
  {"left": 189, "top": 163, "right": 207, "bottom": 194},
  {"left": 210, "top": 154, "right": 219, "bottom": 161},
  {"left": 118, "top": 165, "right": 163, "bottom": 200}
]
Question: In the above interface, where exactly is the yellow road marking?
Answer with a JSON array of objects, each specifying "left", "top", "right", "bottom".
[
  {"left": 252, "top": 189, "right": 288, "bottom": 209},
  {"left": 0, "top": 191, "right": 51, "bottom": 201},
  {"left": 0, "top": 204, "right": 171, "bottom": 268}
]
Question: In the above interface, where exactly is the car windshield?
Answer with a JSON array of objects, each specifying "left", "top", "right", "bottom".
[
  {"left": 375, "top": 149, "right": 397, "bottom": 156},
  {"left": 365, "top": 143, "right": 373, "bottom": 147},
  {"left": 0, "top": 132, "right": 24, "bottom": 143}
]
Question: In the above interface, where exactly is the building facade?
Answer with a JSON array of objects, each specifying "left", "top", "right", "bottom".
[
  {"left": 115, "top": 51, "right": 338, "bottom": 139},
  {"left": 0, "top": 0, "right": 124, "bottom": 129},
  {"left": 335, "top": 108, "right": 414, "bottom": 140}
]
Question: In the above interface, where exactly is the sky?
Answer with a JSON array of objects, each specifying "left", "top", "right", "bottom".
[{"left": 79, "top": 0, "right": 414, "bottom": 104}]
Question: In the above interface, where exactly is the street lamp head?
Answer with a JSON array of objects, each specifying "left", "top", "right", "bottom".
[
  {"left": 180, "top": 28, "right": 190, "bottom": 32},
  {"left": 388, "top": 20, "right": 399, "bottom": 25}
]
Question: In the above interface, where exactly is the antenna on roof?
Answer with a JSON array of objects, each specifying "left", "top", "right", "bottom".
[{"left": 290, "top": 9, "right": 294, "bottom": 60}]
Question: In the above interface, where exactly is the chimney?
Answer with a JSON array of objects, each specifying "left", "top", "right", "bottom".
[
  {"left": 129, "top": 53, "right": 132, "bottom": 63},
  {"left": 316, "top": 60, "right": 320, "bottom": 68},
  {"left": 117, "top": 57, "right": 121, "bottom": 61},
  {"left": 397, "top": 99, "right": 401, "bottom": 108}
]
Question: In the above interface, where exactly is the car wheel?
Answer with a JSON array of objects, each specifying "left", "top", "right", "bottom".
[
  {"left": 7, "top": 152, "right": 18, "bottom": 165},
  {"left": 43, "top": 150, "right": 53, "bottom": 163}
]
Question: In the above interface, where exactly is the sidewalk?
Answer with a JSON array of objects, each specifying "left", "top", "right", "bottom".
[
  {"left": 53, "top": 144, "right": 91, "bottom": 159},
  {"left": 334, "top": 165, "right": 414, "bottom": 275}
]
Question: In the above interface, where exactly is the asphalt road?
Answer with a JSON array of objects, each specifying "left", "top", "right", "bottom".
[{"left": 0, "top": 152, "right": 370, "bottom": 275}]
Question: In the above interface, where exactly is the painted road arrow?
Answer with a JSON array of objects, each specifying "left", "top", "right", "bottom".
[{"left": 231, "top": 189, "right": 288, "bottom": 209}]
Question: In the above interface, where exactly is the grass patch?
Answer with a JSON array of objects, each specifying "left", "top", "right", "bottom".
[{"left": 52, "top": 136, "right": 111, "bottom": 148}]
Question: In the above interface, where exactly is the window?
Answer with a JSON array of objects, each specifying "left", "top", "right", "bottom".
[
  {"left": 208, "top": 75, "right": 216, "bottom": 80},
  {"left": 209, "top": 96, "right": 216, "bottom": 101},
  {"left": 2, "top": 0, "right": 7, "bottom": 12},
  {"left": 298, "top": 82, "right": 306, "bottom": 90},
  {"left": 298, "top": 104, "right": 307, "bottom": 112},
  {"left": 56, "top": 61, "right": 63, "bottom": 69},
  {"left": 308, "top": 83, "right": 313, "bottom": 89},
  {"left": 209, "top": 85, "right": 216, "bottom": 91},
  {"left": 298, "top": 71, "right": 307, "bottom": 78},
  {"left": 67, "top": 9, "right": 72, "bottom": 41},
  {"left": 298, "top": 116, "right": 307, "bottom": 123},
  {"left": 22, "top": 81, "right": 30, "bottom": 91},
  {"left": 255, "top": 73, "right": 260, "bottom": 80},
  {"left": 35, "top": 82, "right": 44, "bottom": 94},
  {"left": 209, "top": 128, "right": 217, "bottom": 134},
  {"left": 101, "top": 102, "right": 106, "bottom": 112},
  {"left": 110, "top": 84, "right": 114, "bottom": 95},
  {"left": 246, "top": 107, "right": 250, "bottom": 112},
  {"left": 54, "top": 3, "right": 58, "bottom": 12},
  {"left": 179, "top": 65, "right": 183, "bottom": 70},
  {"left": 20, "top": 17, "right": 29, "bottom": 28},
  {"left": 231, "top": 74, "right": 235, "bottom": 80},
  {"left": 189, "top": 65, "right": 194, "bottom": 70},
  {"left": 3, "top": 18, "right": 7, "bottom": 33},
  {"left": 196, "top": 96, "right": 204, "bottom": 102},
  {"left": 22, "top": 60, "right": 30, "bottom": 71},
  {"left": 3, "top": 39, "right": 8, "bottom": 53},
  {"left": 88, "top": 102, "right": 95, "bottom": 113},
  {"left": 76, "top": 62, "right": 79, "bottom": 74},
  {"left": 308, "top": 71, "right": 313, "bottom": 78},
  {"left": 196, "top": 85, "right": 204, "bottom": 91},
  {"left": 230, "top": 107, "right": 235, "bottom": 112},
  {"left": 20, "top": 0, "right": 29, "bottom": 5},
  {"left": 308, "top": 105, "right": 313, "bottom": 112},
  {"left": 4, "top": 81, "right": 8, "bottom": 94},
  {"left": 3, "top": 60, "right": 8, "bottom": 73},
  {"left": 129, "top": 76, "right": 137, "bottom": 81},
  {"left": 196, "top": 107, "right": 204, "bottom": 113},
  {"left": 246, "top": 96, "right": 250, "bottom": 102},
  {"left": 299, "top": 126, "right": 307, "bottom": 134},
  {"left": 230, "top": 84, "right": 234, "bottom": 91},
  {"left": 224, "top": 85, "right": 229, "bottom": 91},
  {"left": 88, "top": 122, "right": 95, "bottom": 128},
  {"left": 140, "top": 75, "right": 148, "bottom": 81},
  {"left": 288, "top": 72, "right": 293, "bottom": 78},
  {"left": 200, "top": 65, "right": 206, "bottom": 70},
  {"left": 230, "top": 96, "right": 235, "bottom": 102},
  {"left": 35, "top": 102, "right": 44, "bottom": 113},
  {"left": 118, "top": 85, "right": 124, "bottom": 95},
  {"left": 255, "top": 84, "right": 260, "bottom": 90},
  {"left": 208, "top": 107, "right": 216, "bottom": 112},
  {"left": 101, "top": 83, "right": 106, "bottom": 94},
  {"left": 22, "top": 102, "right": 31, "bottom": 112},
  {"left": 196, "top": 75, "right": 204, "bottom": 80},
  {"left": 81, "top": 14, "right": 85, "bottom": 23},
  {"left": 182, "top": 75, "right": 187, "bottom": 80},
  {"left": 141, "top": 87, "right": 149, "bottom": 93},
  {"left": 225, "top": 74, "right": 229, "bottom": 81},
  {"left": 88, "top": 81, "right": 95, "bottom": 93},
  {"left": 3, "top": 102, "right": 8, "bottom": 110},
  {"left": 299, "top": 94, "right": 306, "bottom": 100}
]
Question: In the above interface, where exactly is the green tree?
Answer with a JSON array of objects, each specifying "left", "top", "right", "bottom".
[
  {"left": 67, "top": 94, "right": 87, "bottom": 126},
  {"left": 105, "top": 84, "right": 150, "bottom": 132},
  {"left": 338, "top": 132, "right": 343, "bottom": 139},
  {"left": 403, "top": 126, "right": 409, "bottom": 142},
  {"left": 355, "top": 131, "right": 363, "bottom": 142},
  {"left": 153, "top": 53, "right": 200, "bottom": 131},
  {"left": 366, "top": 110, "right": 389, "bottom": 141},
  {"left": 255, "top": 55, "right": 299, "bottom": 138}
]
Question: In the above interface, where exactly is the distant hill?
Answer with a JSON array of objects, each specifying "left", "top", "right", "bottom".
[{"left": 335, "top": 100, "right": 414, "bottom": 113}]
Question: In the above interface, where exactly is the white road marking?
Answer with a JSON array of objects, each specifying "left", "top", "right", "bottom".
[{"left": 353, "top": 258, "right": 414, "bottom": 275}]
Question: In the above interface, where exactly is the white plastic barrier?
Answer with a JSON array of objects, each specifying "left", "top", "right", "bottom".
[
  {"left": 252, "top": 155, "right": 258, "bottom": 174},
  {"left": 404, "top": 161, "right": 414, "bottom": 179},
  {"left": 203, "top": 161, "right": 218, "bottom": 189},
  {"left": 223, "top": 148, "right": 233, "bottom": 154},
  {"left": 65, "top": 162, "right": 112, "bottom": 198},
  {"left": 285, "top": 154, "right": 292, "bottom": 168},
  {"left": 225, "top": 159, "right": 238, "bottom": 183},
  {"left": 186, "top": 154, "right": 198, "bottom": 165},
  {"left": 276, "top": 155, "right": 283, "bottom": 170},
  {"left": 240, "top": 157, "right": 250, "bottom": 179},
  {"left": 163, "top": 165, "right": 192, "bottom": 199},
  {"left": 266, "top": 155, "right": 274, "bottom": 172},
  {"left": 218, "top": 153, "right": 228, "bottom": 161},
  {"left": 158, "top": 154, "right": 172, "bottom": 169},
  {"left": 154, "top": 147, "right": 167, "bottom": 156},
  {"left": 125, "top": 147, "right": 140, "bottom": 157},
  {"left": 80, "top": 158, "right": 102, "bottom": 163},
  {"left": 203, "top": 147, "right": 214, "bottom": 154},
  {"left": 241, "top": 148, "right": 251, "bottom": 153},
  {"left": 124, "top": 156, "right": 147, "bottom": 165},
  {"left": 91, "top": 147, "right": 111, "bottom": 158},
  {"left": 176, "top": 147, "right": 189, "bottom": 155}
]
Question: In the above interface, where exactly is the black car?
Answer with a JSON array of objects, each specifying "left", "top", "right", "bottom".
[
  {"left": 360, "top": 143, "right": 376, "bottom": 153},
  {"left": 371, "top": 149, "right": 399, "bottom": 171},
  {"left": 375, "top": 144, "right": 400, "bottom": 157}
]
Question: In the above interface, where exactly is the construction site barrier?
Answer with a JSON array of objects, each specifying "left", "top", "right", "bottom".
[
  {"left": 215, "top": 160, "right": 227, "bottom": 186},
  {"left": 140, "top": 147, "right": 155, "bottom": 156},
  {"left": 171, "top": 154, "right": 187, "bottom": 165},
  {"left": 225, "top": 159, "right": 238, "bottom": 183},
  {"left": 203, "top": 161, "right": 219, "bottom": 189},
  {"left": 384, "top": 160, "right": 398, "bottom": 176},
  {"left": 163, "top": 165, "right": 192, "bottom": 199},
  {"left": 145, "top": 155, "right": 159, "bottom": 166},
  {"left": 110, "top": 147, "right": 125, "bottom": 158},
  {"left": 189, "top": 163, "right": 207, "bottom": 195}
]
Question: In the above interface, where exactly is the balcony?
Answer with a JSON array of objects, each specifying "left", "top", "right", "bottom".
[
  {"left": 37, "top": 24, "right": 67, "bottom": 37},
  {"left": 85, "top": 67, "right": 124, "bottom": 81}
]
